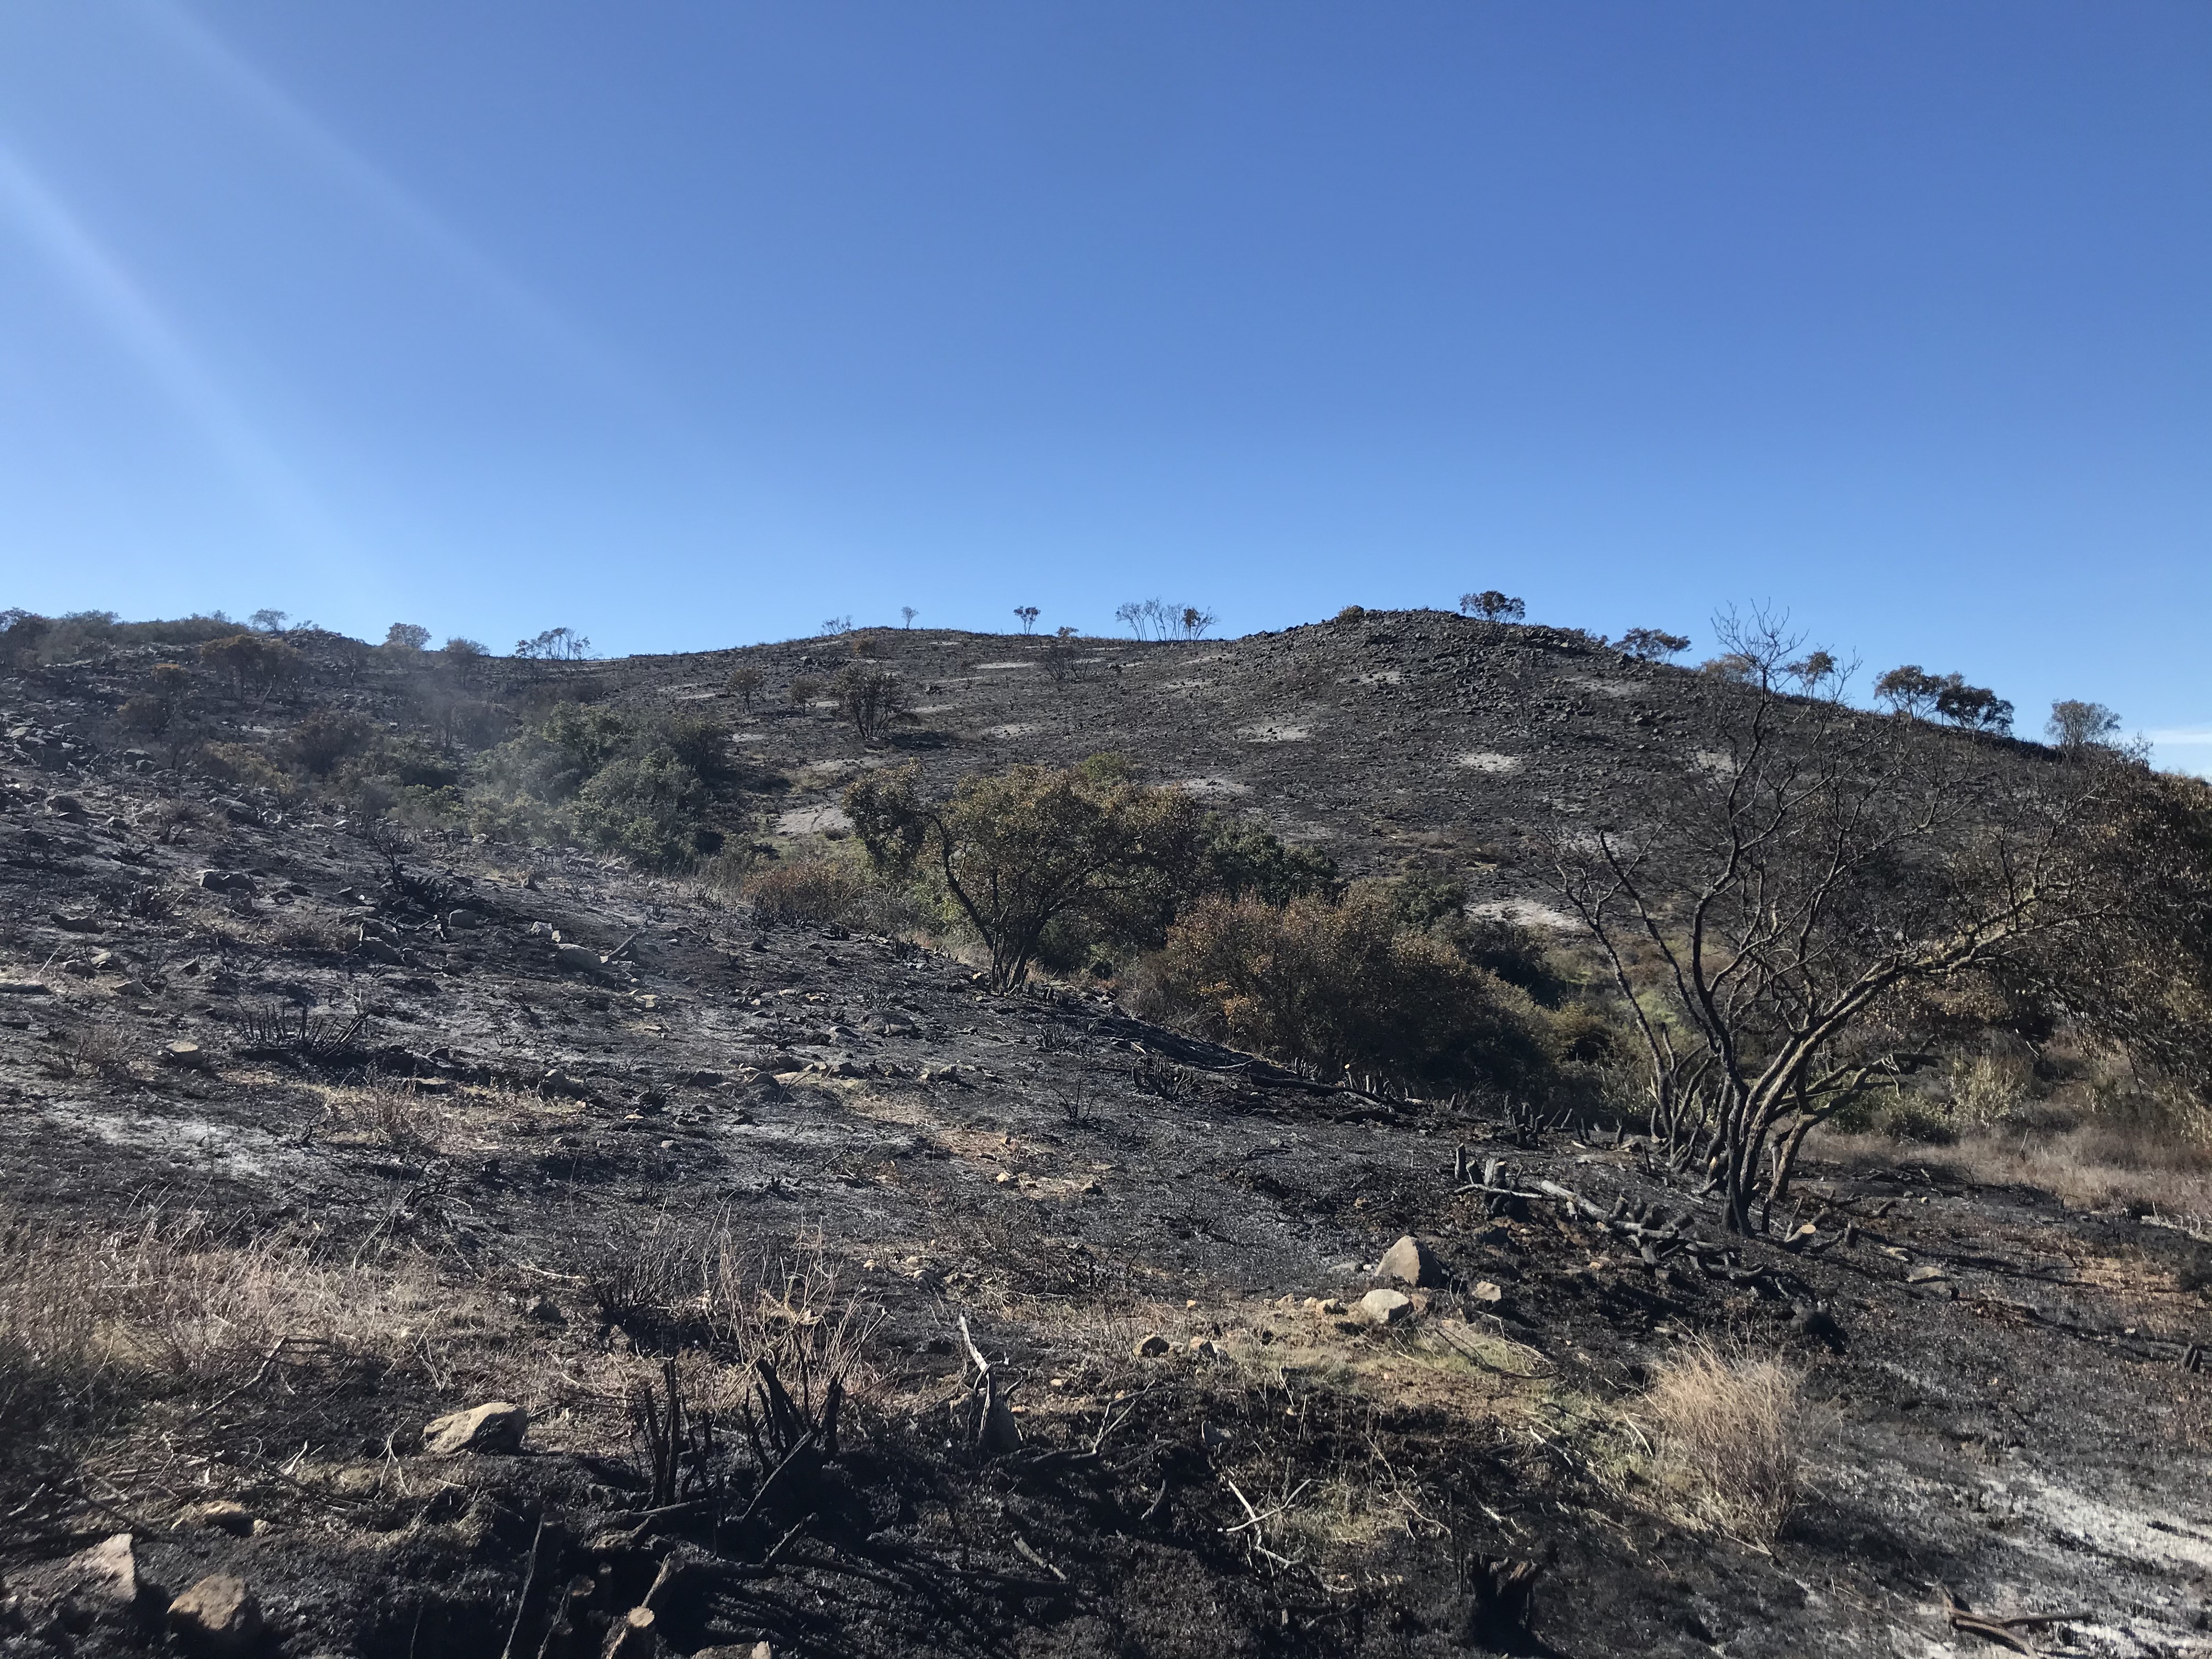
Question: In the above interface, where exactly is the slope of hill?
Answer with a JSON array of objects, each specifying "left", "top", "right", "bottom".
[{"left": 1, "top": 619, "right": 2207, "bottom": 1658}]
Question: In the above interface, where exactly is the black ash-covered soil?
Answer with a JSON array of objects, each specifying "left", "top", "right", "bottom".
[{"left": 1, "top": 620, "right": 2206, "bottom": 1657}]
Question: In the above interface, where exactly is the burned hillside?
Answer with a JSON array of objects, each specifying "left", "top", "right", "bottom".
[{"left": 1, "top": 612, "right": 2209, "bottom": 1659}]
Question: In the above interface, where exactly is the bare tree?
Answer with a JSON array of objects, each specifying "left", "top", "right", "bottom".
[
  {"left": 249, "top": 608, "right": 289, "bottom": 634},
  {"left": 1115, "top": 599, "right": 1211, "bottom": 641},
  {"left": 1013, "top": 606, "right": 1040, "bottom": 634},
  {"left": 833, "top": 664, "right": 911, "bottom": 744},
  {"left": 820, "top": 616, "right": 854, "bottom": 637},
  {"left": 900, "top": 606, "right": 918, "bottom": 630},
  {"left": 1041, "top": 625, "right": 1081, "bottom": 688},
  {"left": 1548, "top": 608, "right": 2162, "bottom": 1233}
]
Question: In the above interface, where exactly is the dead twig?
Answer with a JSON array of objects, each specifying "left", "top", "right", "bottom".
[{"left": 180, "top": 1338, "right": 290, "bottom": 1426}]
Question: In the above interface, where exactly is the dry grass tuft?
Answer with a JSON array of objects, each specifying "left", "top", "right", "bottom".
[
  {"left": 269, "top": 915, "right": 351, "bottom": 955},
  {"left": 1644, "top": 1340, "right": 1803, "bottom": 1545},
  {"left": 1815, "top": 1120, "right": 2212, "bottom": 1221},
  {"left": 318, "top": 1079, "right": 452, "bottom": 1155},
  {"left": 0, "top": 1204, "right": 470, "bottom": 1541},
  {"left": 737, "top": 853, "right": 870, "bottom": 928},
  {"left": 584, "top": 1213, "right": 884, "bottom": 1409}
]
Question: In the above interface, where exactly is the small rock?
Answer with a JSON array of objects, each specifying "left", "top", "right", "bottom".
[
  {"left": 555, "top": 943, "right": 602, "bottom": 973},
  {"left": 1187, "top": 1336, "right": 1218, "bottom": 1358},
  {"left": 1377, "top": 1234, "right": 1448, "bottom": 1288},
  {"left": 1132, "top": 1334, "right": 1172, "bottom": 1358},
  {"left": 1469, "top": 1280, "right": 1504, "bottom": 1306},
  {"left": 161, "top": 1041, "right": 208, "bottom": 1069},
  {"left": 167, "top": 1575, "right": 261, "bottom": 1656},
  {"left": 445, "top": 908, "right": 485, "bottom": 929},
  {"left": 523, "top": 1296, "right": 565, "bottom": 1324},
  {"left": 69, "top": 1533, "right": 137, "bottom": 1603},
  {"left": 177, "top": 1499, "right": 252, "bottom": 1535},
  {"left": 196, "top": 870, "right": 253, "bottom": 894},
  {"left": 685, "top": 1069, "right": 724, "bottom": 1087},
  {"left": 0, "top": 980, "right": 52, "bottom": 996},
  {"left": 1905, "top": 1265, "right": 1948, "bottom": 1284},
  {"left": 355, "top": 937, "right": 405, "bottom": 966},
  {"left": 421, "top": 1400, "right": 528, "bottom": 1455},
  {"left": 1358, "top": 1288, "right": 1414, "bottom": 1326},
  {"left": 45, "top": 794, "right": 87, "bottom": 817},
  {"left": 1302, "top": 1296, "right": 1346, "bottom": 1316}
]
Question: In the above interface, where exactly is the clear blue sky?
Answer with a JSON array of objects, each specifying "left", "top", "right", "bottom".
[{"left": 2, "top": 3, "right": 2206, "bottom": 769}]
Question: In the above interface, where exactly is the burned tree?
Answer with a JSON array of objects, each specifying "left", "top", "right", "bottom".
[
  {"left": 1548, "top": 610, "right": 2194, "bottom": 1233},
  {"left": 832, "top": 663, "right": 911, "bottom": 744}
]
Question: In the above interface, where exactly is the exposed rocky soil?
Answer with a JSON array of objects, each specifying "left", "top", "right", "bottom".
[{"left": 1, "top": 618, "right": 2207, "bottom": 1657}]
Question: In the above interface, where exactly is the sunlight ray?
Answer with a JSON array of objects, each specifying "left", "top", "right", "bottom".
[
  {"left": 0, "top": 138, "right": 346, "bottom": 563},
  {"left": 150, "top": 0, "right": 639, "bottom": 398}
]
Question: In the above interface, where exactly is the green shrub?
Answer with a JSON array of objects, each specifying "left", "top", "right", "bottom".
[
  {"left": 572, "top": 749, "right": 719, "bottom": 870},
  {"left": 1140, "top": 888, "right": 1547, "bottom": 1094},
  {"left": 846, "top": 757, "right": 1207, "bottom": 989},
  {"left": 463, "top": 706, "right": 763, "bottom": 871}
]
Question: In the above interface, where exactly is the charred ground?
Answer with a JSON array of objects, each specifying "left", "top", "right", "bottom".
[{"left": 1, "top": 614, "right": 2208, "bottom": 1658}]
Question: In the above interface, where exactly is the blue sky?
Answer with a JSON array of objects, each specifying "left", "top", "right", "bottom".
[{"left": 1, "top": 3, "right": 2206, "bottom": 770}]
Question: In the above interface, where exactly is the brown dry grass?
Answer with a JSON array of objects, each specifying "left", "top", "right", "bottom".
[
  {"left": 1643, "top": 1340, "right": 1804, "bottom": 1545},
  {"left": 313, "top": 1078, "right": 455, "bottom": 1155},
  {"left": 583, "top": 1213, "right": 886, "bottom": 1412},
  {"left": 1814, "top": 1120, "right": 2212, "bottom": 1221}
]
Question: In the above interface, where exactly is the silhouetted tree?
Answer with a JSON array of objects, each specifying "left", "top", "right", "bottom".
[
  {"left": 1873, "top": 664, "right": 1942, "bottom": 718},
  {"left": 1618, "top": 627, "right": 1691, "bottom": 662},
  {"left": 1782, "top": 649, "right": 1839, "bottom": 692},
  {"left": 1933, "top": 676, "right": 2013, "bottom": 735},
  {"left": 2047, "top": 699, "right": 2122, "bottom": 754},
  {"left": 1013, "top": 606, "right": 1040, "bottom": 634},
  {"left": 383, "top": 623, "right": 431, "bottom": 653},
  {"left": 1460, "top": 591, "right": 1526, "bottom": 622},
  {"left": 515, "top": 627, "right": 591, "bottom": 661}
]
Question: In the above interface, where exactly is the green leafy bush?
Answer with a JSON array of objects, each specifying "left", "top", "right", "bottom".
[{"left": 465, "top": 706, "right": 762, "bottom": 871}]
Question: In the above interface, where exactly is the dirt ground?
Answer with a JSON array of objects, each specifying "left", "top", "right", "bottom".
[{"left": 3, "top": 624, "right": 2210, "bottom": 1657}]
